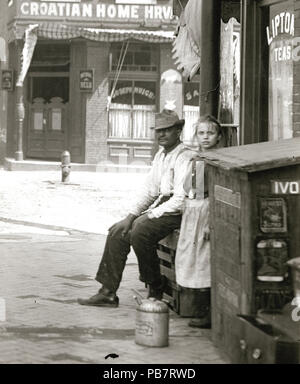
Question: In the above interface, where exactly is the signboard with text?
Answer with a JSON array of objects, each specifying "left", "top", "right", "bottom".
[
  {"left": 12, "top": 0, "right": 174, "bottom": 23},
  {"left": 271, "top": 180, "right": 300, "bottom": 195},
  {"left": 79, "top": 69, "right": 94, "bottom": 92}
]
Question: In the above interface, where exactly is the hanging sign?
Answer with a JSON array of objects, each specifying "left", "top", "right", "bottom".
[
  {"left": 79, "top": 69, "right": 94, "bottom": 92},
  {"left": 1, "top": 70, "right": 14, "bottom": 91}
]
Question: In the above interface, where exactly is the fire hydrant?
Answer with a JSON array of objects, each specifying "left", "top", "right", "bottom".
[{"left": 61, "top": 150, "right": 71, "bottom": 182}]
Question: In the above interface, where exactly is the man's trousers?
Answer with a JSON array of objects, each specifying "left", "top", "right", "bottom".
[{"left": 95, "top": 213, "right": 182, "bottom": 293}]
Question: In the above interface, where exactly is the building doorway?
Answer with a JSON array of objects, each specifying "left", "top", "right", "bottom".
[
  {"left": 26, "top": 43, "right": 70, "bottom": 160},
  {"left": 27, "top": 75, "right": 69, "bottom": 159}
]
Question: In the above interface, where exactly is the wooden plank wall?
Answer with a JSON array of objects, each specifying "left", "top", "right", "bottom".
[{"left": 208, "top": 164, "right": 245, "bottom": 348}]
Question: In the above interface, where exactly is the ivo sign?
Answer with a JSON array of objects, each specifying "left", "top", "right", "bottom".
[{"left": 271, "top": 180, "right": 300, "bottom": 194}]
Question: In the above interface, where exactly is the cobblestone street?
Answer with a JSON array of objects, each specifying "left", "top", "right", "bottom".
[{"left": 0, "top": 169, "right": 228, "bottom": 364}]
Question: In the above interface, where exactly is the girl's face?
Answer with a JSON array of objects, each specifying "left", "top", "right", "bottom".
[{"left": 196, "top": 122, "right": 221, "bottom": 150}]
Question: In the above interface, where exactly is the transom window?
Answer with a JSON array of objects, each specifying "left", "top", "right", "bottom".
[
  {"left": 29, "top": 43, "right": 70, "bottom": 72},
  {"left": 109, "top": 43, "right": 159, "bottom": 72}
]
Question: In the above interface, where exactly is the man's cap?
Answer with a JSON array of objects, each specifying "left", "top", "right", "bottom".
[{"left": 151, "top": 109, "right": 185, "bottom": 130}]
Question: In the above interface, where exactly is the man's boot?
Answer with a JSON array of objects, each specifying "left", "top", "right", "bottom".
[
  {"left": 147, "top": 276, "right": 166, "bottom": 300},
  {"left": 188, "top": 289, "right": 211, "bottom": 328},
  {"left": 77, "top": 286, "right": 119, "bottom": 308}
]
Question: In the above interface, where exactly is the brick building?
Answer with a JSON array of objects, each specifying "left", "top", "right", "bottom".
[
  {"left": 4, "top": 0, "right": 200, "bottom": 167},
  {"left": 4, "top": 0, "right": 297, "bottom": 168}
]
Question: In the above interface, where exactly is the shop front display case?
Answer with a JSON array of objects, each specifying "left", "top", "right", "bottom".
[{"left": 202, "top": 137, "right": 300, "bottom": 364}]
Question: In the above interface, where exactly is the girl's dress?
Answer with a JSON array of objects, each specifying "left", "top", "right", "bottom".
[{"left": 175, "top": 158, "right": 211, "bottom": 289}]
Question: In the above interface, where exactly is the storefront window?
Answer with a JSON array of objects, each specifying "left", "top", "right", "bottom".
[
  {"left": 268, "top": 1, "right": 294, "bottom": 140},
  {"left": 109, "top": 80, "right": 156, "bottom": 140},
  {"left": 182, "top": 82, "right": 200, "bottom": 145}
]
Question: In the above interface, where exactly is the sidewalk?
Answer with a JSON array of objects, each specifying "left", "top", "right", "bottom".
[{"left": 0, "top": 169, "right": 228, "bottom": 364}]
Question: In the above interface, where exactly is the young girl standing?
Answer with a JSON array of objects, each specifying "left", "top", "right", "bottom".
[{"left": 175, "top": 115, "right": 225, "bottom": 328}]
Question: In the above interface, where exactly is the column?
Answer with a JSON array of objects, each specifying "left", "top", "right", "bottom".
[
  {"left": 15, "top": 40, "right": 24, "bottom": 161},
  {"left": 199, "top": 0, "right": 221, "bottom": 117}
]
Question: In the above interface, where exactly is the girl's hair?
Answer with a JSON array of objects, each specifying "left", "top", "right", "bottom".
[{"left": 196, "top": 115, "right": 222, "bottom": 134}]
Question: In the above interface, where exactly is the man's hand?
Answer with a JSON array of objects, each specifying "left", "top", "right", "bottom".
[{"left": 108, "top": 214, "right": 137, "bottom": 238}]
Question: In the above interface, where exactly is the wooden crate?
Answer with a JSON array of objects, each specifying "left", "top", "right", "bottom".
[{"left": 157, "top": 231, "right": 207, "bottom": 317}]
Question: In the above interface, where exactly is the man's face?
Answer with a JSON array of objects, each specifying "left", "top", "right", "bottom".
[{"left": 156, "top": 125, "right": 181, "bottom": 150}]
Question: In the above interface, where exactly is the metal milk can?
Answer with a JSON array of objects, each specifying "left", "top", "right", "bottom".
[{"left": 135, "top": 298, "right": 169, "bottom": 347}]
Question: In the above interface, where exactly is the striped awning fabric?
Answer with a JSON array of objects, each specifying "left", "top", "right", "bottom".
[{"left": 10, "top": 23, "right": 175, "bottom": 43}]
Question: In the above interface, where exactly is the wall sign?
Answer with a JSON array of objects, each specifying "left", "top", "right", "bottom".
[
  {"left": 79, "top": 69, "right": 94, "bottom": 92},
  {"left": 1, "top": 70, "right": 14, "bottom": 91},
  {"left": 271, "top": 180, "right": 300, "bottom": 195},
  {"left": 113, "top": 86, "right": 155, "bottom": 100},
  {"left": 184, "top": 82, "right": 200, "bottom": 106},
  {"left": 18, "top": 1, "right": 173, "bottom": 21}
]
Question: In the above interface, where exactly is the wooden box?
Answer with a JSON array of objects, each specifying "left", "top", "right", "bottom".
[
  {"left": 228, "top": 315, "right": 300, "bottom": 364},
  {"left": 158, "top": 231, "right": 205, "bottom": 317},
  {"left": 202, "top": 137, "right": 300, "bottom": 359}
]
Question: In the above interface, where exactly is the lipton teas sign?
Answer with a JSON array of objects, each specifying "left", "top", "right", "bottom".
[
  {"left": 19, "top": 0, "right": 173, "bottom": 21},
  {"left": 266, "top": 11, "right": 294, "bottom": 62}
]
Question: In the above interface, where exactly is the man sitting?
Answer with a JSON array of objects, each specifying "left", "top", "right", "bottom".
[{"left": 78, "top": 109, "right": 194, "bottom": 307}]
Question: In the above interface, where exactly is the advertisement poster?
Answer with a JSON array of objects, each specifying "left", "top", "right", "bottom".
[{"left": 260, "top": 197, "right": 287, "bottom": 233}]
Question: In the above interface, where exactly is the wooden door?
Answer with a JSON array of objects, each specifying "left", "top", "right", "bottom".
[
  {"left": 27, "top": 97, "right": 68, "bottom": 159},
  {"left": 27, "top": 75, "right": 69, "bottom": 160}
]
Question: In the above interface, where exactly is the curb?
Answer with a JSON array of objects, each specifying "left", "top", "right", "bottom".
[
  {"left": 4, "top": 158, "right": 151, "bottom": 173},
  {"left": 0, "top": 216, "right": 101, "bottom": 237}
]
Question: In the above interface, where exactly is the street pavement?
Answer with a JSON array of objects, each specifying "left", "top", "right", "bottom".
[{"left": 0, "top": 169, "right": 228, "bottom": 364}]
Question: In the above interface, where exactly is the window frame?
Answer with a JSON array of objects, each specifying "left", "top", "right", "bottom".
[
  {"left": 240, "top": 0, "right": 293, "bottom": 144},
  {"left": 107, "top": 78, "right": 158, "bottom": 141},
  {"left": 109, "top": 42, "right": 159, "bottom": 73}
]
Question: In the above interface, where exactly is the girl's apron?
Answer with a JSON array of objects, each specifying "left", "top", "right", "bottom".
[
  {"left": 175, "top": 198, "right": 210, "bottom": 288},
  {"left": 175, "top": 158, "right": 211, "bottom": 288}
]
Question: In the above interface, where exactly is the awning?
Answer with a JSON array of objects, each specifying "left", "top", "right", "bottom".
[
  {"left": 10, "top": 23, "right": 175, "bottom": 43},
  {"left": 14, "top": 22, "right": 175, "bottom": 87}
]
